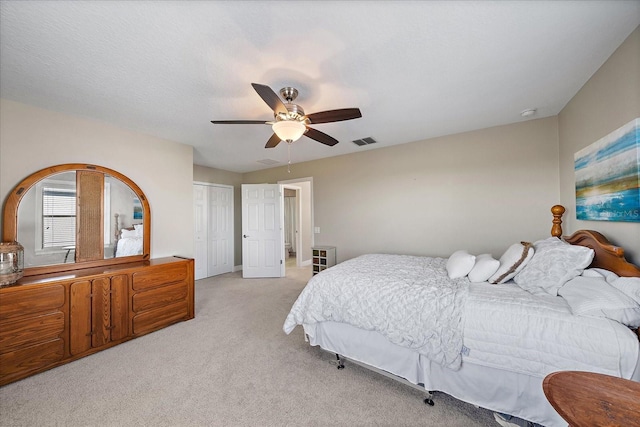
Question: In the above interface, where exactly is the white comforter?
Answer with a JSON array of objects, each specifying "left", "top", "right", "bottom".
[
  {"left": 284, "top": 253, "right": 640, "bottom": 379},
  {"left": 283, "top": 254, "right": 469, "bottom": 370},
  {"left": 463, "top": 281, "right": 640, "bottom": 379},
  {"left": 115, "top": 236, "right": 143, "bottom": 257}
]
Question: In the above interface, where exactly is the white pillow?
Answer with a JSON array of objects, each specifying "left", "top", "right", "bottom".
[
  {"left": 581, "top": 268, "right": 605, "bottom": 278},
  {"left": 446, "top": 250, "right": 476, "bottom": 279},
  {"left": 514, "top": 237, "right": 594, "bottom": 296},
  {"left": 584, "top": 268, "right": 640, "bottom": 305},
  {"left": 582, "top": 268, "right": 620, "bottom": 283},
  {"left": 133, "top": 223, "right": 143, "bottom": 236},
  {"left": 608, "top": 276, "right": 640, "bottom": 306},
  {"left": 468, "top": 254, "right": 500, "bottom": 283},
  {"left": 489, "top": 242, "right": 534, "bottom": 284},
  {"left": 559, "top": 275, "right": 640, "bottom": 328},
  {"left": 120, "top": 229, "right": 137, "bottom": 239}
]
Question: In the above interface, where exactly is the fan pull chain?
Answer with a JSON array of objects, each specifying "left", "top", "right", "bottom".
[{"left": 287, "top": 142, "right": 292, "bottom": 173}]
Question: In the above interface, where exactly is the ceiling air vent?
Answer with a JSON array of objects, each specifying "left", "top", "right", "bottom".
[
  {"left": 352, "top": 137, "right": 377, "bottom": 146},
  {"left": 257, "top": 159, "right": 280, "bottom": 165}
]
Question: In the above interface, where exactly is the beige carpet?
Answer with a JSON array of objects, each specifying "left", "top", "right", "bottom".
[{"left": 0, "top": 265, "right": 497, "bottom": 426}]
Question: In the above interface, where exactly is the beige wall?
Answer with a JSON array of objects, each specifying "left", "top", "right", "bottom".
[
  {"left": 244, "top": 117, "right": 560, "bottom": 262},
  {"left": 5, "top": 28, "right": 636, "bottom": 270},
  {"left": 0, "top": 99, "right": 195, "bottom": 259},
  {"left": 558, "top": 26, "right": 640, "bottom": 264}
]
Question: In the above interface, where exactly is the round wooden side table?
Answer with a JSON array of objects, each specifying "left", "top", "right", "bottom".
[{"left": 543, "top": 371, "right": 640, "bottom": 427}]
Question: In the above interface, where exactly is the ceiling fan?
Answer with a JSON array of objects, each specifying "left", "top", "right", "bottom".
[{"left": 211, "top": 83, "right": 362, "bottom": 148}]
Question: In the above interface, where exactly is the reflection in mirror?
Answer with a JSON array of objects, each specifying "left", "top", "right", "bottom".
[
  {"left": 16, "top": 172, "right": 145, "bottom": 268},
  {"left": 107, "top": 175, "right": 144, "bottom": 258},
  {"left": 5, "top": 163, "right": 150, "bottom": 277},
  {"left": 17, "top": 171, "right": 77, "bottom": 268}
]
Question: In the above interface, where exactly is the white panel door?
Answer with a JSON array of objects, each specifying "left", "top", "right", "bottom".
[
  {"left": 242, "top": 184, "right": 284, "bottom": 278},
  {"left": 208, "top": 185, "right": 233, "bottom": 276},
  {"left": 193, "top": 184, "right": 208, "bottom": 280}
]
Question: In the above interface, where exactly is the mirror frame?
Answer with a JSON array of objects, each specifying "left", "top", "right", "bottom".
[{"left": 2, "top": 163, "right": 151, "bottom": 277}]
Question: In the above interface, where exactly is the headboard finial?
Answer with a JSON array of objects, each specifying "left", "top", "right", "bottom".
[{"left": 551, "top": 205, "right": 565, "bottom": 237}]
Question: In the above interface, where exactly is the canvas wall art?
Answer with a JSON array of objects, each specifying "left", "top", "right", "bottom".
[
  {"left": 574, "top": 118, "right": 640, "bottom": 222},
  {"left": 133, "top": 198, "right": 143, "bottom": 220}
]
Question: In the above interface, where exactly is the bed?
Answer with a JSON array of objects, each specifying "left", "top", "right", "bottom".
[
  {"left": 283, "top": 206, "right": 640, "bottom": 427},
  {"left": 114, "top": 222, "right": 143, "bottom": 257},
  {"left": 114, "top": 226, "right": 143, "bottom": 257}
]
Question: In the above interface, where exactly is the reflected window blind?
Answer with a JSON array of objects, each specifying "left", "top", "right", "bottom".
[{"left": 42, "top": 187, "right": 76, "bottom": 248}]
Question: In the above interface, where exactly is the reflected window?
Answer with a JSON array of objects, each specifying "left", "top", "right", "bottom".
[{"left": 42, "top": 186, "right": 76, "bottom": 249}]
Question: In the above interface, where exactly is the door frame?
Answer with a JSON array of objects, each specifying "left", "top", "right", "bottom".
[
  {"left": 281, "top": 184, "right": 302, "bottom": 268},
  {"left": 278, "top": 177, "right": 314, "bottom": 268}
]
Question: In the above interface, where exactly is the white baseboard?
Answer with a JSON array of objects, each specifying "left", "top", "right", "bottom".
[{"left": 234, "top": 261, "right": 309, "bottom": 271}]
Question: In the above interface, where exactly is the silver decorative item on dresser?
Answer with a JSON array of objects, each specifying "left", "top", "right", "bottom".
[{"left": 0, "top": 241, "right": 24, "bottom": 286}]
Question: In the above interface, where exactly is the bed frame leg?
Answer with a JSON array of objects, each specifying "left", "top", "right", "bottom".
[
  {"left": 423, "top": 391, "right": 434, "bottom": 406},
  {"left": 335, "top": 354, "right": 345, "bottom": 370},
  {"left": 332, "top": 352, "right": 433, "bottom": 406}
]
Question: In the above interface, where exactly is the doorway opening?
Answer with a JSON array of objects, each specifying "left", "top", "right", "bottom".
[
  {"left": 283, "top": 186, "right": 299, "bottom": 268},
  {"left": 279, "top": 177, "right": 313, "bottom": 277}
]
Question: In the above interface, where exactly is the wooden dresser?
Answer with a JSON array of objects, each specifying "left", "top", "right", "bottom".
[{"left": 0, "top": 256, "right": 194, "bottom": 386}]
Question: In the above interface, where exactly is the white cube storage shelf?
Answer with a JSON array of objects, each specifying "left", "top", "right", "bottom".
[{"left": 312, "top": 246, "right": 336, "bottom": 275}]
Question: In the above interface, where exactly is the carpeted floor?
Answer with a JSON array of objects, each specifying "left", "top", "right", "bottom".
[{"left": 0, "top": 265, "right": 498, "bottom": 426}]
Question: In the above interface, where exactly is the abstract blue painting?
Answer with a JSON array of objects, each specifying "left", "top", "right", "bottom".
[
  {"left": 133, "top": 198, "right": 143, "bottom": 220},
  {"left": 575, "top": 118, "right": 640, "bottom": 222}
]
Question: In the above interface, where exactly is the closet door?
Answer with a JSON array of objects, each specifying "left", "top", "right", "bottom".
[
  {"left": 193, "top": 183, "right": 234, "bottom": 279},
  {"left": 208, "top": 185, "right": 233, "bottom": 276},
  {"left": 193, "top": 184, "right": 208, "bottom": 280}
]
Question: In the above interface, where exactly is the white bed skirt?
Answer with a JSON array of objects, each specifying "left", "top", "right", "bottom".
[{"left": 304, "top": 321, "right": 640, "bottom": 427}]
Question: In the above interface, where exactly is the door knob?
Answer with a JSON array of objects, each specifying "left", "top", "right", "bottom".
[{"left": 243, "top": 234, "right": 250, "bottom": 238}]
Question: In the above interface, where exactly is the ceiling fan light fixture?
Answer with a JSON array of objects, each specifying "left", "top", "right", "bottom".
[
  {"left": 212, "top": 83, "right": 361, "bottom": 148},
  {"left": 272, "top": 120, "right": 306, "bottom": 143}
]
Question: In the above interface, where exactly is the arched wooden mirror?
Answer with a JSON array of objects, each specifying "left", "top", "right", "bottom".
[{"left": 2, "top": 164, "right": 151, "bottom": 276}]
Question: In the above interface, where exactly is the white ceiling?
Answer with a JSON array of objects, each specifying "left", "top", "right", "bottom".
[{"left": 1, "top": 1, "right": 639, "bottom": 173}]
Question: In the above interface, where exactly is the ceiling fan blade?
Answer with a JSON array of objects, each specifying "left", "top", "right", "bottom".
[
  {"left": 304, "top": 127, "right": 339, "bottom": 146},
  {"left": 211, "top": 120, "right": 270, "bottom": 125},
  {"left": 306, "top": 108, "right": 362, "bottom": 124},
  {"left": 265, "top": 133, "right": 282, "bottom": 148},
  {"left": 251, "top": 83, "right": 288, "bottom": 115}
]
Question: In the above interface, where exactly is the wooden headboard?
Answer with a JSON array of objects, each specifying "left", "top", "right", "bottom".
[
  {"left": 564, "top": 230, "right": 640, "bottom": 278},
  {"left": 550, "top": 205, "right": 640, "bottom": 341},
  {"left": 550, "top": 205, "right": 640, "bottom": 278}
]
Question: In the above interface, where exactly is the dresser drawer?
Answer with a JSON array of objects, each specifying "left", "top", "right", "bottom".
[
  {"left": 0, "top": 311, "right": 65, "bottom": 352},
  {"left": 132, "top": 263, "right": 188, "bottom": 291},
  {"left": 132, "top": 300, "right": 189, "bottom": 336},
  {"left": 132, "top": 281, "right": 188, "bottom": 313},
  {"left": 0, "top": 285, "right": 65, "bottom": 321},
  {"left": 0, "top": 338, "right": 65, "bottom": 385}
]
